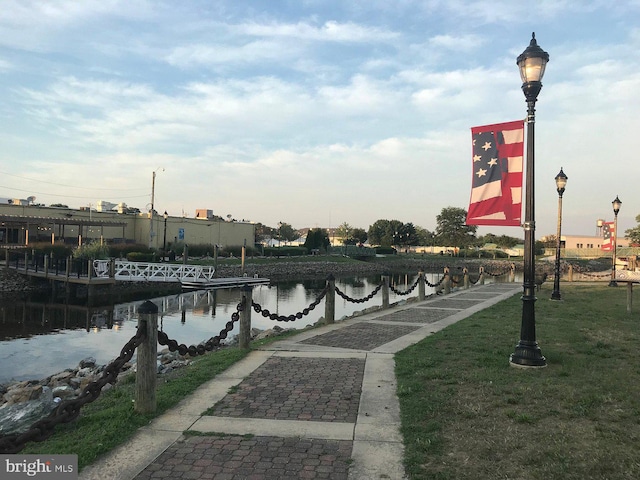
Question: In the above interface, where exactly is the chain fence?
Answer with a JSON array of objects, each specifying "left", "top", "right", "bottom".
[
  {"left": 0, "top": 328, "right": 146, "bottom": 454},
  {"left": 389, "top": 276, "right": 420, "bottom": 296},
  {"left": 251, "top": 284, "right": 329, "bottom": 322},
  {"left": 0, "top": 265, "right": 512, "bottom": 454},
  {"left": 335, "top": 282, "right": 384, "bottom": 303}
]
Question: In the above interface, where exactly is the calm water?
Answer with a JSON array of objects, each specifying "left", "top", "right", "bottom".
[{"left": 0, "top": 272, "right": 513, "bottom": 384}]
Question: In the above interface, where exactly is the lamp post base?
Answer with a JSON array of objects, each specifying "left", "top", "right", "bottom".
[
  {"left": 608, "top": 280, "right": 618, "bottom": 287},
  {"left": 550, "top": 290, "right": 562, "bottom": 301},
  {"left": 509, "top": 341, "right": 547, "bottom": 368}
]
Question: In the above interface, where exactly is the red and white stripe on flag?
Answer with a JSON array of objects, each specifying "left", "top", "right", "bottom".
[
  {"left": 466, "top": 120, "right": 524, "bottom": 226},
  {"left": 602, "top": 222, "right": 615, "bottom": 251}
]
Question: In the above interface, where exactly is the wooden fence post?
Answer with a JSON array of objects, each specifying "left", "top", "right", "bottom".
[
  {"left": 568, "top": 264, "right": 574, "bottom": 282},
  {"left": 136, "top": 300, "right": 158, "bottom": 414},
  {"left": 463, "top": 267, "right": 470, "bottom": 289},
  {"left": 418, "top": 270, "right": 425, "bottom": 301},
  {"left": 325, "top": 274, "right": 335, "bottom": 324},
  {"left": 382, "top": 274, "right": 390, "bottom": 309},
  {"left": 444, "top": 267, "right": 451, "bottom": 295},
  {"left": 510, "top": 263, "right": 516, "bottom": 283},
  {"left": 479, "top": 266, "right": 485, "bottom": 285},
  {"left": 239, "top": 285, "right": 252, "bottom": 349}
]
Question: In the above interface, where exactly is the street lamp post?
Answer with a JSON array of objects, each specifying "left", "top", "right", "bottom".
[
  {"left": 149, "top": 167, "right": 164, "bottom": 249},
  {"left": 510, "top": 33, "right": 549, "bottom": 368},
  {"left": 551, "top": 168, "right": 568, "bottom": 301},
  {"left": 608, "top": 196, "right": 622, "bottom": 287},
  {"left": 163, "top": 211, "right": 168, "bottom": 262}
]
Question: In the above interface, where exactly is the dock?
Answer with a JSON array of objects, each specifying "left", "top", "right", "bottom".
[{"left": 180, "top": 276, "right": 271, "bottom": 290}]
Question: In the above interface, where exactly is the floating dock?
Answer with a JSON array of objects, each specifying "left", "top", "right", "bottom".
[{"left": 180, "top": 276, "right": 271, "bottom": 290}]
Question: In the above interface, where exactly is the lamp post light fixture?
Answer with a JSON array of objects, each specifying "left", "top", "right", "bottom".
[
  {"left": 509, "top": 33, "right": 549, "bottom": 368},
  {"left": 551, "top": 168, "right": 567, "bottom": 301},
  {"left": 608, "top": 196, "right": 622, "bottom": 287},
  {"left": 163, "top": 211, "right": 168, "bottom": 262}
]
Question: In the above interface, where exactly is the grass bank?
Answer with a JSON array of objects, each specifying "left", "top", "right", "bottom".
[{"left": 396, "top": 283, "right": 640, "bottom": 479}]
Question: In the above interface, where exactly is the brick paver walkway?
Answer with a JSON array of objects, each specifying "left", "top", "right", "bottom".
[
  {"left": 210, "top": 357, "right": 364, "bottom": 422},
  {"left": 85, "top": 283, "right": 520, "bottom": 480},
  {"left": 134, "top": 435, "right": 352, "bottom": 480}
]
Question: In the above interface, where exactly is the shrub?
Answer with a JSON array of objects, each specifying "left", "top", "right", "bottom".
[
  {"left": 375, "top": 246, "right": 397, "bottom": 255},
  {"left": 263, "top": 246, "right": 307, "bottom": 257},
  {"left": 22, "top": 243, "right": 73, "bottom": 258},
  {"left": 108, "top": 243, "right": 151, "bottom": 259},
  {"left": 73, "top": 243, "right": 110, "bottom": 260},
  {"left": 126, "top": 252, "right": 157, "bottom": 262}
]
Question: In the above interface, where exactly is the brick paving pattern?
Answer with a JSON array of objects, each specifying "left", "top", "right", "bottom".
[
  {"left": 426, "top": 298, "right": 485, "bottom": 309},
  {"left": 133, "top": 434, "right": 353, "bottom": 480},
  {"left": 376, "top": 307, "right": 456, "bottom": 324},
  {"left": 300, "top": 322, "right": 420, "bottom": 350},
  {"left": 210, "top": 357, "right": 364, "bottom": 422}
]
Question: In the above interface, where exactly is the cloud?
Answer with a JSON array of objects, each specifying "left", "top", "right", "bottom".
[{"left": 236, "top": 20, "right": 399, "bottom": 42}]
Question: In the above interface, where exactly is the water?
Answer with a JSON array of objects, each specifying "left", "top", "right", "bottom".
[{"left": 0, "top": 271, "right": 513, "bottom": 384}]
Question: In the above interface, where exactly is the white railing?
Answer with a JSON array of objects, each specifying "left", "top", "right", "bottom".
[{"left": 93, "top": 260, "right": 215, "bottom": 284}]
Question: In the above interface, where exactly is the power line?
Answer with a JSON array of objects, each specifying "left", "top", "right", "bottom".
[
  {"left": 0, "top": 185, "right": 149, "bottom": 200},
  {"left": 0, "top": 171, "right": 147, "bottom": 192}
]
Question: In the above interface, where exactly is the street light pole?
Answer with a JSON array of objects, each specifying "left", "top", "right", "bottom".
[
  {"left": 149, "top": 167, "right": 164, "bottom": 249},
  {"left": 551, "top": 168, "right": 567, "bottom": 301},
  {"left": 609, "top": 196, "right": 622, "bottom": 287},
  {"left": 510, "top": 33, "right": 549, "bottom": 368},
  {"left": 163, "top": 211, "right": 168, "bottom": 262}
]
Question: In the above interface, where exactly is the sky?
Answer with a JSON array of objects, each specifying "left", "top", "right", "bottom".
[{"left": 1, "top": 0, "right": 639, "bottom": 239}]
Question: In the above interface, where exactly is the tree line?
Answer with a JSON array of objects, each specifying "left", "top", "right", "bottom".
[{"left": 256, "top": 206, "right": 527, "bottom": 253}]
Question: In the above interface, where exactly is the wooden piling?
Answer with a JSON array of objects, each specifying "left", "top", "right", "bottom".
[
  {"left": 325, "top": 275, "right": 336, "bottom": 324},
  {"left": 382, "top": 274, "right": 390, "bottom": 308},
  {"left": 239, "top": 286, "right": 252, "bottom": 349},
  {"left": 418, "top": 270, "right": 425, "bottom": 301},
  {"left": 136, "top": 300, "right": 158, "bottom": 414}
]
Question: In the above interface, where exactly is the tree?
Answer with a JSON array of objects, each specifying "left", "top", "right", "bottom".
[
  {"left": 303, "top": 228, "right": 330, "bottom": 252},
  {"left": 625, "top": 214, "right": 640, "bottom": 246},
  {"left": 435, "top": 207, "right": 477, "bottom": 249},
  {"left": 254, "top": 223, "right": 276, "bottom": 244},
  {"left": 335, "top": 222, "right": 353, "bottom": 245},
  {"left": 277, "top": 222, "right": 298, "bottom": 245},
  {"left": 368, "top": 220, "right": 389, "bottom": 246},
  {"left": 415, "top": 226, "right": 434, "bottom": 246},
  {"left": 394, "top": 222, "right": 418, "bottom": 247},
  {"left": 352, "top": 228, "right": 368, "bottom": 245}
]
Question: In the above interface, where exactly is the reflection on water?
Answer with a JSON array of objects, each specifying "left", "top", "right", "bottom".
[{"left": 0, "top": 272, "right": 512, "bottom": 383}]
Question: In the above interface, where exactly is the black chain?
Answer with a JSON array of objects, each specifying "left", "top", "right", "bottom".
[
  {"left": 158, "top": 301, "right": 244, "bottom": 356},
  {"left": 252, "top": 285, "right": 329, "bottom": 322},
  {"left": 0, "top": 329, "right": 146, "bottom": 454},
  {"left": 483, "top": 267, "right": 512, "bottom": 277},
  {"left": 424, "top": 275, "right": 445, "bottom": 288},
  {"left": 335, "top": 282, "right": 383, "bottom": 303},
  {"left": 389, "top": 276, "right": 420, "bottom": 296}
]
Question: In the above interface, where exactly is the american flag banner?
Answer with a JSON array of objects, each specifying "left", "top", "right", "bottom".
[
  {"left": 466, "top": 120, "right": 524, "bottom": 226},
  {"left": 602, "top": 221, "right": 615, "bottom": 251}
]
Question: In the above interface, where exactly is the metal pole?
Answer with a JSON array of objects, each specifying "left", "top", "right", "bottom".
[
  {"left": 163, "top": 213, "right": 168, "bottom": 261},
  {"left": 551, "top": 191, "right": 564, "bottom": 300},
  {"left": 610, "top": 212, "right": 619, "bottom": 286},
  {"left": 510, "top": 96, "right": 546, "bottom": 367},
  {"left": 149, "top": 171, "right": 156, "bottom": 249}
]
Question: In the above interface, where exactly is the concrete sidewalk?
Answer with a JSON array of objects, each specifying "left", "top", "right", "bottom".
[{"left": 79, "top": 282, "right": 520, "bottom": 480}]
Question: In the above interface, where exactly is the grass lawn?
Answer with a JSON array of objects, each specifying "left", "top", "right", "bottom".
[{"left": 395, "top": 282, "right": 640, "bottom": 479}]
